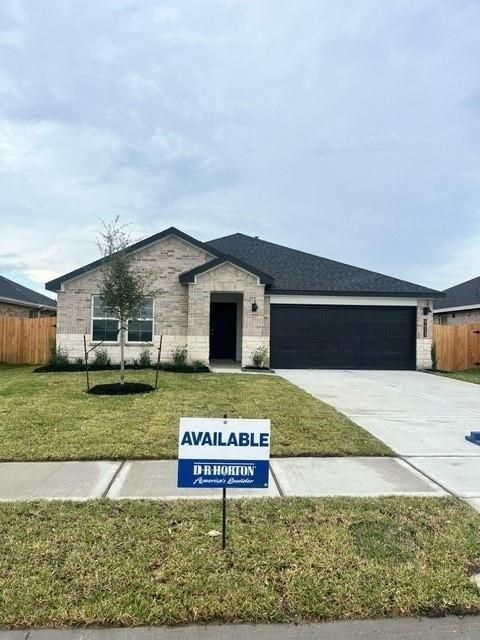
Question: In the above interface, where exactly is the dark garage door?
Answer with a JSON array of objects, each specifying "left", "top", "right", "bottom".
[{"left": 270, "top": 305, "right": 416, "bottom": 370}]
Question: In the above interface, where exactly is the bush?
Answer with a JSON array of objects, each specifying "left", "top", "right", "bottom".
[
  {"left": 172, "top": 345, "right": 188, "bottom": 366},
  {"left": 47, "top": 343, "right": 70, "bottom": 370},
  {"left": 138, "top": 346, "right": 152, "bottom": 368},
  {"left": 92, "top": 347, "right": 111, "bottom": 368},
  {"left": 431, "top": 342, "right": 438, "bottom": 371},
  {"left": 74, "top": 357, "right": 84, "bottom": 366},
  {"left": 251, "top": 345, "right": 269, "bottom": 368}
]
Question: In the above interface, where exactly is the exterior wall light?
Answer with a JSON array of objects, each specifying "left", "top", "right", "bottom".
[
  {"left": 423, "top": 306, "right": 431, "bottom": 315},
  {"left": 251, "top": 298, "right": 258, "bottom": 312}
]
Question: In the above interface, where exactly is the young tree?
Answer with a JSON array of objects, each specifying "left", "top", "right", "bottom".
[{"left": 97, "top": 217, "right": 152, "bottom": 385}]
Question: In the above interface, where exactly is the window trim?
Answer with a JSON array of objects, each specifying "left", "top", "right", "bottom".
[
  {"left": 90, "top": 295, "right": 154, "bottom": 345},
  {"left": 126, "top": 298, "right": 155, "bottom": 344}
]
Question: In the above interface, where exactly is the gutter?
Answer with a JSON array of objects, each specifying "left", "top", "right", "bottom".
[{"left": 0, "top": 296, "right": 56, "bottom": 311}]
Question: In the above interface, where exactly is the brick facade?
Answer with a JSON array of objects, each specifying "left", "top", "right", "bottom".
[
  {"left": 434, "top": 308, "right": 480, "bottom": 326},
  {"left": 186, "top": 262, "right": 269, "bottom": 366},
  {"left": 0, "top": 302, "right": 56, "bottom": 318},
  {"left": 56, "top": 234, "right": 213, "bottom": 363}
]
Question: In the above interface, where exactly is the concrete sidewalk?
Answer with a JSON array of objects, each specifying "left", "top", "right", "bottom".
[
  {"left": 4, "top": 617, "right": 480, "bottom": 639},
  {"left": 0, "top": 456, "right": 445, "bottom": 501}
]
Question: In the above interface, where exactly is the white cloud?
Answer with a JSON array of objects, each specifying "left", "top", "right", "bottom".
[{"left": 0, "top": 0, "right": 479, "bottom": 293}]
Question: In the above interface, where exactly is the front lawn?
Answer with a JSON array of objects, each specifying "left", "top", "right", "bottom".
[
  {"left": 0, "top": 365, "right": 389, "bottom": 460},
  {"left": 0, "top": 497, "right": 479, "bottom": 628},
  {"left": 438, "top": 369, "right": 480, "bottom": 385}
]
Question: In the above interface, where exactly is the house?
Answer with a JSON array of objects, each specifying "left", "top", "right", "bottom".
[
  {"left": 45, "top": 227, "right": 442, "bottom": 370},
  {"left": 434, "top": 276, "right": 480, "bottom": 326},
  {"left": 0, "top": 275, "right": 56, "bottom": 318}
]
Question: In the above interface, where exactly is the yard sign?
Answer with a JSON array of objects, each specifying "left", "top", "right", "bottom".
[{"left": 177, "top": 417, "right": 271, "bottom": 489}]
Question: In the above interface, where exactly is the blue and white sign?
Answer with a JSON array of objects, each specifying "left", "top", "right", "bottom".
[{"left": 177, "top": 417, "right": 271, "bottom": 489}]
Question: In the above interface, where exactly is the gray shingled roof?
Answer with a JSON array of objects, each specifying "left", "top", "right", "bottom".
[
  {"left": 207, "top": 233, "right": 442, "bottom": 297},
  {"left": 434, "top": 276, "right": 480, "bottom": 310},
  {"left": 0, "top": 275, "right": 56, "bottom": 308},
  {"left": 45, "top": 226, "right": 442, "bottom": 298}
]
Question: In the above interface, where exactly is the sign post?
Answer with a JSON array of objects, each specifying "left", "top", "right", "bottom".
[{"left": 177, "top": 416, "right": 271, "bottom": 549}]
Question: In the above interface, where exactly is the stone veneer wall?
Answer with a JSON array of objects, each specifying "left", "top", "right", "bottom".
[
  {"left": 56, "top": 235, "right": 213, "bottom": 362},
  {"left": 187, "top": 262, "right": 269, "bottom": 367},
  {"left": 416, "top": 298, "right": 433, "bottom": 369}
]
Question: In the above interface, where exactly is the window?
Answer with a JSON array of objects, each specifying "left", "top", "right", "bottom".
[
  {"left": 423, "top": 318, "right": 428, "bottom": 338},
  {"left": 439, "top": 315, "right": 448, "bottom": 326},
  {"left": 92, "top": 296, "right": 119, "bottom": 342},
  {"left": 91, "top": 296, "right": 154, "bottom": 343},
  {"left": 128, "top": 298, "right": 154, "bottom": 343}
]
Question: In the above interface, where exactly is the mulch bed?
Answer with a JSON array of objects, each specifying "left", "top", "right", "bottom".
[{"left": 88, "top": 382, "right": 155, "bottom": 395}]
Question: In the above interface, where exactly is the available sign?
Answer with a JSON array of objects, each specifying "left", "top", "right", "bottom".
[{"left": 177, "top": 417, "right": 271, "bottom": 489}]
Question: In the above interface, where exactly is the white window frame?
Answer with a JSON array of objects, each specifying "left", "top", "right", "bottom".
[
  {"left": 127, "top": 298, "right": 154, "bottom": 344},
  {"left": 91, "top": 295, "right": 120, "bottom": 343},
  {"left": 90, "top": 295, "right": 154, "bottom": 344}
]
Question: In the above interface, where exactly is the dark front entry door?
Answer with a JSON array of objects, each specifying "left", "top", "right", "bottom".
[{"left": 210, "top": 302, "right": 237, "bottom": 359}]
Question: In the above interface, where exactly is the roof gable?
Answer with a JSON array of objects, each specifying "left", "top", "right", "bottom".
[
  {"left": 207, "top": 233, "right": 443, "bottom": 297},
  {"left": 0, "top": 275, "right": 56, "bottom": 308},
  {"left": 179, "top": 256, "right": 274, "bottom": 285},
  {"left": 45, "top": 227, "right": 222, "bottom": 292}
]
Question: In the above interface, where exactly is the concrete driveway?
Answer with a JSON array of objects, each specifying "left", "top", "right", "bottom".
[{"left": 277, "top": 370, "right": 480, "bottom": 509}]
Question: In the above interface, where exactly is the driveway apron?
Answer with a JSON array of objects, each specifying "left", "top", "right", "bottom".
[{"left": 277, "top": 370, "right": 480, "bottom": 507}]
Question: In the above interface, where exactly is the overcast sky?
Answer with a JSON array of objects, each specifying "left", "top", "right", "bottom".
[{"left": 1, "top": 0, "right": 479, "bottom": 298}]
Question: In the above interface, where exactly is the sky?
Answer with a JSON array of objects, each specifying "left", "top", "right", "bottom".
[{"left": 0, "top": 0, "right": 479, "bottom": 299}]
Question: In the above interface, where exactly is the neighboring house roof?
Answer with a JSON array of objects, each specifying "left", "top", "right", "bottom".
[
  {"left": 0, "top": 275, "right": 57, "bottom": 309},
  {"left": 45, "top": 226, "right": 442, "bottom": 298},
  {"left": 433, "top": 276, "right": 480, "bottom": 311},
  {"left": 207, "top": 233, "right": 443, "bottom": 297}
]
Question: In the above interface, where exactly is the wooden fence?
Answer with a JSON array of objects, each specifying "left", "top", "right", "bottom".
[
  {"left": 0, "top": 317, "right": 56, "bottom": 365},
  {"left": 433, "top": 322, "right": 480, "bottom": 371}
]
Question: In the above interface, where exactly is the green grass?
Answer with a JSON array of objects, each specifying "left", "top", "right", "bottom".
[
  {"left": 438, "top": 369, "right": 480, "bottom": 385},
  {"left": 0, "top": 364, "right": 389, "bottom": 461},
  {"left": 0, "top": 497, "right": 479, "bottom": 628}
]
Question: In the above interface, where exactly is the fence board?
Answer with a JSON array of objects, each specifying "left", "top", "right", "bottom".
[
  {"left": 433, "top": 322, "right": 480, "bottom": 371},
  {"left": 0, "top": 317, "right": 56, "bottom": 364}
]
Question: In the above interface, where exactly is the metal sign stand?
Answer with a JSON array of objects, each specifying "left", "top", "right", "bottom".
[
  {"left": 222, "top": 486, "right": 227, "bottom": 549},
  {"left": 222, "top": 413, "right": 228, "bottom": 550}
]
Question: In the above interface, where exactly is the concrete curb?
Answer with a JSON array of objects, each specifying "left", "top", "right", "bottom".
[{"left": 4, "top": 617, "right": 480, "bottom": 639}]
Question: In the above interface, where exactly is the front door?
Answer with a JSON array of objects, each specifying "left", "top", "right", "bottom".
[{"left": 210, "top": 302, "right": 237, "bottom": 359}]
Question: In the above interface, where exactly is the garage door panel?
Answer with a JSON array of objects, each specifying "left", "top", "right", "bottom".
[{"left": 270, "top": 305, "right": 416, "bottom": 370}]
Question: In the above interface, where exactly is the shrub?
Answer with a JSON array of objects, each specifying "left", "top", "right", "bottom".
[
  {"left": 191, "top": 359, "right": 207, "bottom": 371},
  {"left": 431, "top": 342, "right": 438, "bottom": 371},
  {"left": 92, "top": 347, "right": 111, "bottom": 368},
  {"left": 251, "top": 345, "right": 269, "bottom": 368},
  {"left": 138, "top": 346, "right": 152, "bottom": 368},
  {"left": 74, "top": 357, "right": 84, "bottom": 366},
  {"left": 47, "top": 342, "right": 70, "bottom": 370},
  {"left": 172, "top": 345, "right": 188, "bottom": 366}
]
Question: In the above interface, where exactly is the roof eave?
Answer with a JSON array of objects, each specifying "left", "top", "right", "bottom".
[
  {"left": 0, "top": 295, "right": 56, "bottom": 310},
  {"left": 269, "top": 289, "right": 445, "bottom": 298}
]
